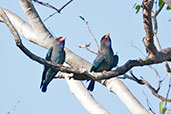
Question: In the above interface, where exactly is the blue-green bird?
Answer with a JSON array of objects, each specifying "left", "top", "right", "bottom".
[
  {"left": 87, "top": 33, "right": 119, "bottom": 91},
  {"left": 40, "top": 37, "right": 66, "bottom": 92}
]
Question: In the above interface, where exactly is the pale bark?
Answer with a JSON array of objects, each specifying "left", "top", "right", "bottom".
[{"left": 163, "top": 0, "right": 171, "bottom": 7}]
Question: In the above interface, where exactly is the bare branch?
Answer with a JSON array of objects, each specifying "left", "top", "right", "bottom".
[
  {"left": 149, "top": 66, "right": 161, "bottom": 92},
  {"left": 131, "top": 41, "right": 162, "bottom": 92},
  {"left": 79, "top": 15, "right": 100, "bottom": 53},
  {"left": 58, "top": 0, "right": 73, "bottom": 13},
  {"left": 1, "top": 6, "right": 151, "bottom": 114},
  {"left": 33, "top": 0, "right": 73, "bottom": 13},
  {"left": 154, "top": 2, "right": 165, "bottom": 17},
  {"left": 143, "top": 93, "right": 155, "bottom": 114},
  {"left": 1, "top": 7, "right": 109, "bottom": 114},
  {"left": 152, "top": 10, "right": 171, "bottom": 74},
  {"left": 79, "top": 43, "right": 98, "bottom": 55},
  {"left": 122, "top": 72, "right": 171, "bottom": 102},
  {"left": 2, "top": 6, "right": 171, "bottom": 103},
  {"left": 7, "top": 100, "right": 20, "bottom": 114},
  {"left": 165, "top": 78, "right": 171, "bottom": 106},
  {"left": 142, "top": 0, "right": 158, "bottom": 56},
  {"left": 38, "top": 0, "right": 73, "bottom": 21}
]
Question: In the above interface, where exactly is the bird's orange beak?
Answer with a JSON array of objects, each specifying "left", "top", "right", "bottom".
[
  {"left": 105, "top": 33, "right": 110, "bottom": 39},
  {"left": 59, "top": 37, "right": 66, "bottom": 42}
]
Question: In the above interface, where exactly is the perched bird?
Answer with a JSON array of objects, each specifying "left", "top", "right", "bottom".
[
  {"left": 40, "top": 37, "right": 66, "bottom": 92},
  {"left": 87, "top": 33, "right": 119, "bottom": 91}
]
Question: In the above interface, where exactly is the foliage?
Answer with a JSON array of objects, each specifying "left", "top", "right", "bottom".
[{"left": 159, "top": 101, "right": 167, "bottom": 114}]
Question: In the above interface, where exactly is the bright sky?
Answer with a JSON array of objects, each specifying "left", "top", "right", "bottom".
[{"left": 0, "top": 0, "right": 171, "bottom": 114}]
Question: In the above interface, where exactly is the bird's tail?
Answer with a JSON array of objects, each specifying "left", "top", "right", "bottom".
[
  {"left": 87, "top": 80, "right": 95, "bottom": 91},
  {"left": 41, "top": 83, "right": 47, "bottom": 92}
]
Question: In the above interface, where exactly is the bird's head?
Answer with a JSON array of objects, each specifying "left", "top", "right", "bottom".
[
  {"left": 56, "top": 36, "right": 66, "bottom": 48},
  {"left": 101, "top": 33, "right": 112, "bottom": 48}
]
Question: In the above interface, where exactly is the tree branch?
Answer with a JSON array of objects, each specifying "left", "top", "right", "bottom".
[
  {"left": 33, "top": 0, "right": 73, "bottom": 13},
  {"left": 3, "top": 9, "right": 170, "bottom": 103},
  {"left": 3, "top": 0, "right": 170, "bottom": 112},
  {"left": 126, "top": 71, "right": 171, "bottom": 102},
  {"left": 152, "top": 9, "right": 171, "bottom": 75},
  {"left": 79, "top": 15, "right": 100, "bottom": 53},
  {"left": 142, "top": 0, "right": 158, "bottom": 56},
  {"left": 33, "top": 0, "right": 73, "bottom": 21},
  {"left": 79, "top": 43, "right": 98, "bottom": 55},
  {"left": 0, "top": 6, "right": 150, "bottom": 114},
  {"left": 0, "top": 7, "right": 109, "bottom": 114}
]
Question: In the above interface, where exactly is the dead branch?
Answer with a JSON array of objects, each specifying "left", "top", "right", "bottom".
[
  {"left": 79, "top": 43, "right": 98, "bottom": 55},
  {"left": 2, "top": 8, "right": 171, "bottom": 83},
  {"left": 2, "top": 5, "right": 171, "bottom": 85},
  {"left": 1, "top": 1, "right": 150, "bottom": 113},
  {"left": 165, "top": 78, "right": 171, "bottom": 106},
  {"left": 142, "top": 0, "right": 158, "bottom": 56},
  {"left": 33, "top": 0, "right": 73, "bottom": 13},
  {"left": 152, "top": 9, "right": 171, "bottom": 74},
  {"left": 122, "top": 72, "right": 171, "bottom": 102},
  {"left": 143, "top": 93, "right": 155, "bottom": 114},
  {"left": 33, "top": 0, "right": 73, "bottom": 21},
  {"left": 131, "top": 41, "right": 161, "bottom": 92},
  {"left": 79, "top": 15, "right": 100, "bottom": 53}
]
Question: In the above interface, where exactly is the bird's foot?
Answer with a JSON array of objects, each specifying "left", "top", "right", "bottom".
[
  {"left": 102, "top": 70, "right": 107, "bottom": 73},
  {"left": 51, "top": 61, "right": 56, "bottom": 65}
]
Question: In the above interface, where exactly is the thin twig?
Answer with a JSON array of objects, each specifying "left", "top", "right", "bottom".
[
  {"left": 58, "top": 0, "right": 73, "bottom": 12},
  {"left": 154, "top": 2, "right": 165, "bottom": 17},
  {"left": 121, "top": 71, "right": 171, "bottom": 102},
  {"left": 7, "top": 100, "right": 20, "bottom": 114},
  {"left": 79, "top": 15, "right": 100, "bottom": 53},
  {"left": 33, "top": 0, "right": 73, "bottom": 21},
  {"left": 148, "top": 66, "right": 161, "bottom": 92},
  {"left": 131, "top": 41, "right": 161, "bottom": 92},
  {"left": 44, "top": 12, "right": 57, "bottom": 22},
  {"left": 165, "top": 78, "right": 171, "bottom": 107},
  {"left": 152, "top": 9, "right": 171, "bottom": 74},
  {"left": 33, "top": 0, "right": 59, "bottom": 11},
  {"left": 131, "top": 41, "right": 146, "bottom": 56},
  {"left": 79, "top": 43, "right": 98, "bottom": 55},
  {"left": 143, "top": 93, "right": 156, "bottom": 114}
]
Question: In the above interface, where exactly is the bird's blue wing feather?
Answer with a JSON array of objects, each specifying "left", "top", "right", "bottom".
[
  {"left": 113, "top": 55, "right": 119, "bottom": 67},
  {"left": 40, "top": 47, "right": 53, "bottom": 89},
  {"left": 53, "top": 49, "right": 63, "bottom": 64},
  {"left": 90, "top": 53, "right": 105, "bottom": 72},
  {"left": 45, "top": 47, "right": 53, "bottom": 61}
]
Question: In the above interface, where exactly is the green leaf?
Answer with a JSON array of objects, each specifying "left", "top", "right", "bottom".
[
  {"left": 159, "top": 0, "right": 164, "bottom": 8},
  {"left": 162, "top": 107, "right": 167, "bottom": 114},
  {"left": 159, "top": 101, "right": 164, "bottom": 112},
  {"left": 166, "top": 5, "right": 171, "bottom": 10},
  {"left": 135, "top": 5, "right": 141, "bottom": 14}
]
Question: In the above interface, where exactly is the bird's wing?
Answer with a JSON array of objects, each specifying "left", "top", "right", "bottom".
[
  {"left": 53, "top": 48, "right": 65, "bottom": 64},
  {"left": 111, "top": 55, "right": 119, "bottom": 68},
  {"left": 40, "top": 47, "right": 53, "bottom": 88},
  {"left": 41, "top": 49, "right": 65, "bottom": 89},
  {"left": 45, "top": 47, "right": 53, "bottom": 61},
  {"left": 90, "top": 53, "right": 105, "bottom": 72}
]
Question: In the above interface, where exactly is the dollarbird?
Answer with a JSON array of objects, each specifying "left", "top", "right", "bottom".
[
  {"left": 87, "top": 33, "right": 119, "bottom": 91},
  {"left": 40, "top": 37, "right": 66, "bottom": 92}
]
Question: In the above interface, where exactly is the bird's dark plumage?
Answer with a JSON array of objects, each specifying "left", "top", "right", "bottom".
[
  {"left": 87, "top": 33, "right": 119, "bottom": 91},
  {"left": 40, "top": 37, "right": 66, "bottom": 92}
]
